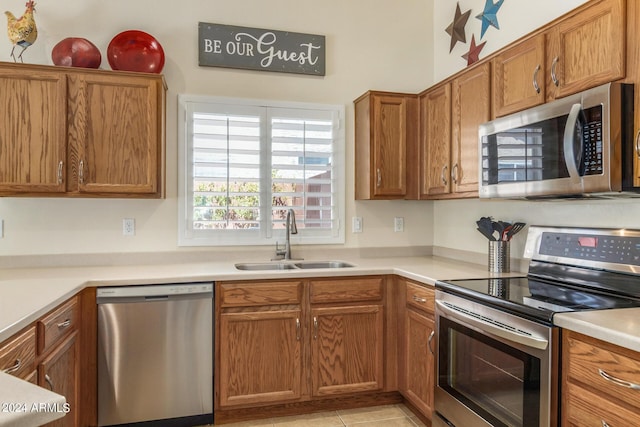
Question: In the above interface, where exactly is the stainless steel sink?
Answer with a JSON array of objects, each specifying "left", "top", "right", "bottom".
[
  {"left": 234, "top": 262, "right": 298, "bottom": 271},
  {"left": 294, "top": 261, "right": 354, "bottom": 269},
  {"left": 234, "top": 260, "right": 354, "bottom": 271}
]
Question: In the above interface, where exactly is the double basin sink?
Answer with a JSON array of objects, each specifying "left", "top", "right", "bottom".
[{"left": 235, "top": 260, "right": 354, "bottom": 271}]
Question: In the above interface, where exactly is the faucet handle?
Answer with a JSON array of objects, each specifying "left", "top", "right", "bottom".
[{"left": 273, "top": 242, "right": 286, "bottom": 258}]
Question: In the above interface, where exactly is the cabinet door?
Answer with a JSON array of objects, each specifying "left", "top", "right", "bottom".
[
  {"left": 0, "top": 326, "right": 36, "bottom": 381},
  {"left": 39, "top": 331, "right": 79, "bottom": 427},
  {"left": 68, "top": 73, "right": 163, "bottom": 196},
  {"left": 0, "top": 68, "right": 67, "bottom": 194},
  {"left": 451, "top": 63, "right": 490, "bottom": 195},
  {"left": 492, "top": 35, "right": 545, "bottom": 117},
  {"left": 420, "top": 84, "right": 451, "bottom": 198},
  {"left": 404, "top": 309, "right": 435, "bottom": 419},
  {"left": 371, "top": 95, "right": 408, "bottom": 198},
  {"left": 311, "top": 305, "right": 383, "bottom": 396},
  {"left": 546, "top": 0, "right": 625, "bottom": 100},
  {"left": 219, "top": 309, "right": 302, "bottom": 407}
]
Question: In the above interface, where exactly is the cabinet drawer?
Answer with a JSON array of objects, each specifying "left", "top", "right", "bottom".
[
  {"left": 310, "top": 277, "right": 383, "bottom": 304},
  {"left": 564, "top": 382, "right": 640, "bottom": 426},
  {"left": 38, "top": 297, "right": 78, "bottom": 355},
  {"left": 220, "top": 281, "right": 302, "bottom": 307},
  {"left": 406, "top": 282, "right": 434, "bottom": 315},
  {"left": 565, "top": 332, "right": 640, "bottom": 411},
  {"left": 0, "top": 326, "right": 36, "bottom": 380}
]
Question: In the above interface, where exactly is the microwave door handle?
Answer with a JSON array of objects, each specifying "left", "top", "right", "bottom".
[
  {"left": 563, "top": 103, "right": 583, "bottom": 183},
  {"left": 436, "top": 300, "right": 549, "bottom": 350}
]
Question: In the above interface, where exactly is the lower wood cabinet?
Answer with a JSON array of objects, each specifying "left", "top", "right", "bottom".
[
  {"left": 398, "top": 277, "right": 436, "bottom": 422},
  {"left": 311, "top": 304, "right": 384, "bottom": 397},
  {"left": 562, "top": 330, "right": 640, "bottom": 426},
  {"left": 216, "top": 276, "right": 387, "bottom": 409},
  {"left": 39, "top": 331, "right": 80, "bottom": 427},
  {"left": 0, "top": 291, "right": 94, "bottom": 427},
  {"left": 219, "top": 309, "right": 303, "bottom": 406}
]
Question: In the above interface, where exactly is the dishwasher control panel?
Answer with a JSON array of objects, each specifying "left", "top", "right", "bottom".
[{"left": 97, "top": 282, "right": 214, "bottom": 298}]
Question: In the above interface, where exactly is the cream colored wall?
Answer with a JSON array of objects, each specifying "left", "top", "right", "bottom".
[
  {"left": 432, "top": 0, "right": 640, "bottom": 263},
  {"left": 433, "top": 0, "right": 589, "bottom": 81},
  {"left": 0, "top": 0, "right": 435, "bottom": 256}
]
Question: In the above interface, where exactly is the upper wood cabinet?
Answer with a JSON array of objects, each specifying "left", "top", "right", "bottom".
[
  {"left": 420, "top": 63, "right": 489, "bottom": 199},
  {"left": 355, "top": 91, "right": 418, "bottom": 200},
  {"left": 492, "top": 36, "right": 546, "bottom": 117},
  {"left": 546, "top": 0, "right": 625, "bottom": 101},
  {"left": 0, "top": 67, "right": 68, "bottom": 194},
  {"left": 493, "top": 0, "right": 625, "bottom": 117},
  {"left": 419, "top": 84, "right": 451, "bottom": 198},
  {"left": 0, "top": 62, "right": 166, "bottom": 198},
  {"left": 451, "top": 62, "right": 490, "bottom": 195}
]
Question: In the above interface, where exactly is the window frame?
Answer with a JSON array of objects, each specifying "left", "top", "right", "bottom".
[{"left": 177, "top": 94, "right": 345, "bottom": 247}]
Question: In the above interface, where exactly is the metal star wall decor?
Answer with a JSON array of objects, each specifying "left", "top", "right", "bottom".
[
  {"left": 462, "top": 34, "right": 487, "bottom": 66},
  {"left": 445, "top": 2, "right": 471, "bottom": 52},
  {"left": 476, "top": 0, "right": 505, "bottom": 39}
]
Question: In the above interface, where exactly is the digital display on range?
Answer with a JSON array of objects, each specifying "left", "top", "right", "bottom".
[
  {"left": 577, "top": 236, "right": 598, "bottom": 248},
  {"left": 540, "top": 232, "right": 640, "bottom": 266}
]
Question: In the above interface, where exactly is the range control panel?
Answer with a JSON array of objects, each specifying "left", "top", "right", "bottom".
[{"left": 539, "top": 231, "right": 640, "bottom": 265}]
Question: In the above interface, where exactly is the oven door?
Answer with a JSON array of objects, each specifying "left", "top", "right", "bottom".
[{"left": 434, "top": 291, "right": 558, "bottom": 427}]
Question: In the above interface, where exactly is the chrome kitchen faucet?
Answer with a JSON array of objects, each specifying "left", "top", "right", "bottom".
[{"left": 273, "top": 208, "right": 302, "bottom": 261}]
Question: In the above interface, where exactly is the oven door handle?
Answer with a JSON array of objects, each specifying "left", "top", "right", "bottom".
[{"left": 436, "top": 300, "right": 549, "bottom": 350}]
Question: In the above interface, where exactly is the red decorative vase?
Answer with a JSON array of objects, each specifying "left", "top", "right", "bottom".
[
  {"left": 51, "top": 38, "right": 102, "bottom": 69},
  {"left": 107, "top": 30, "right": 165, "bottom": 74}
]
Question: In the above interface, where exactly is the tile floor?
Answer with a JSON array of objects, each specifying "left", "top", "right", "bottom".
[{"left": 212, "top": 404, "right": 427, "bottom": 427}]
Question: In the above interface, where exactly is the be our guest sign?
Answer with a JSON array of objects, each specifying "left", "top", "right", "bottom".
[{"left": 198, "top": 22, "right": 326, "bottom": 76}]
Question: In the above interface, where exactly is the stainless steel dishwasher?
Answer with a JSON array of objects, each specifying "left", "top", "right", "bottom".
[{"left": 97, "top": 282, "right": 213, "bottom": 427}]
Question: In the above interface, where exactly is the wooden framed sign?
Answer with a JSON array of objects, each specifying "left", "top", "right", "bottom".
[{"left": 198, "top": 22, "right": 326, "bottom": 76}]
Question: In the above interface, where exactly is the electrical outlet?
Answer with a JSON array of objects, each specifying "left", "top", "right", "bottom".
[
  {"left": 394, "top": 217, "right": 404, "bottom": 232},
  {"left": 352, "top": 217, "right": 363, "bottom": 233},
  {"left": 123, "top": 218, "right": 135, "bottom": 236}
]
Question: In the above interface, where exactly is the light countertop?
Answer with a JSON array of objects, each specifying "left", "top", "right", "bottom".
[{"left": 1, "top": 254, "right": 639, "bottom": 353}]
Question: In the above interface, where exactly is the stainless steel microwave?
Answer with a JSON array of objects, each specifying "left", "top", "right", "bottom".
[{"left": 478, "top": 83, "right": 637, "bottom": 199}]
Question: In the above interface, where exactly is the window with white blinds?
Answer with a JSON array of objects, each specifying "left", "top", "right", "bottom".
[{"left": 178, "top": 96, "right": 345, "bottom": 246}]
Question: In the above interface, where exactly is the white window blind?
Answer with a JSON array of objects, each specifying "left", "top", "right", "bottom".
[{"left": 178, "top": 96, "right": 345, "bottom": 246}]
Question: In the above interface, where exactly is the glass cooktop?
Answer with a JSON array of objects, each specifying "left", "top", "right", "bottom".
[{"left": 436, "top": 275, "right": 640, "bottom": 324}]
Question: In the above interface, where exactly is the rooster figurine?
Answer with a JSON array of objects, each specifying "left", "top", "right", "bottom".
[{"left": 5, "top": 1, "right": 37, "bottom": 62}]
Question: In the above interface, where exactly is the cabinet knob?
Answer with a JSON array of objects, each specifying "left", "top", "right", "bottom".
[
  {"left": 412, "top": 295, "right": 427, "bottom": 303},
  {"left": 598, "top": 368, "right": 640, "bottom": 390},
  {"left": 441, "top": 165, "right": 448, "bottom": 186},
  {"left": 45, "top": 374, "right": 54, "bottom": 391},
  {"left": 551, "top": 57, "right": 560, "bottom": 87},
  {"left": 57, "top": 319, "right": 71, "bottom": 329},
  {"left": 57, "top": 161, "right": 64, "bottom": 185},
  {"left": 376, "top": 168, "right": 381, "bottom": 188},
  {"left": 428, "top": 331, "right": 435, "bottom": 355},
  {"left": 635, "top": 130, "right": 640, "bottom": 159},
  {"left": 79, "top": 160, "right": 85, "bottom": 184},
  {"left": 601, "top": 421, "right": 610, "bottom": 427},
  {"left": 451, "top": 163, "right": 459, "bottom": 185},
  {"left": 532, "top": 64, "right": 541, "bottom": 94},
  {"left": 313, "top": 316, "right": 318, "bottom": 340},
  {"left": 296, "top": 318, "right": 300, "bottom": 341},
  {"left": 2, "top": 359, "right": 21, "bottom": 375}
]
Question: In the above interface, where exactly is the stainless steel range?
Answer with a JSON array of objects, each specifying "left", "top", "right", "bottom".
[{"left": 434, "top": 226, "right": 640, "bottom": 427}]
